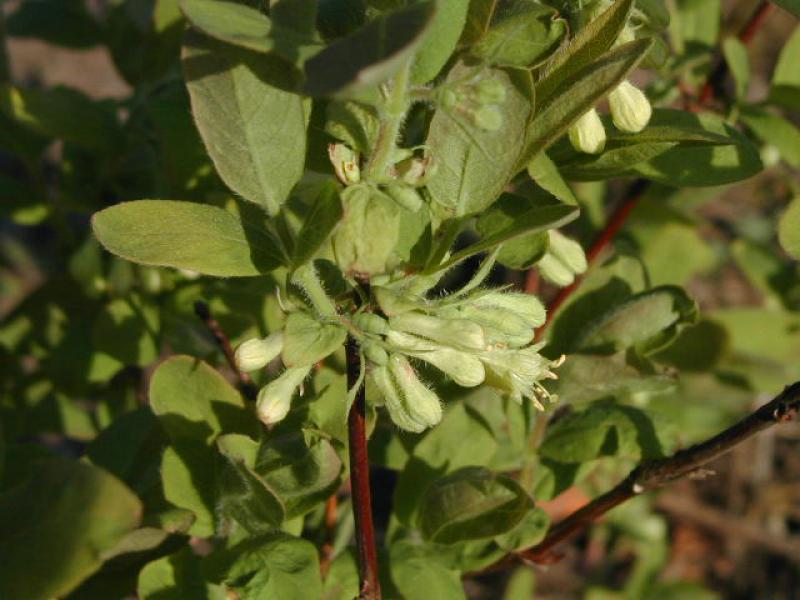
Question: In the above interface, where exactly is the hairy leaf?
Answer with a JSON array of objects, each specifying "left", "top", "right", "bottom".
[{"left": 93, "top": 200, "right": 285, "bottom": 276}]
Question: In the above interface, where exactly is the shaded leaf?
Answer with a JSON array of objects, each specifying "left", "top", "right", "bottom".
[
  {"left": 779, "top": 197, "right": 800, "bottom": 259},
  {"left": 0, "top": 459, "right": 142, "bottom": 599},
  {"left": 6, "top": 0, "right": 103, "bottom": 48},
  {"left": 291, "top": 182, "right": 343, "bottom": 266},
  {"left": 389, "top": 542, "right": 466, "bottom": 600},
  {"left": 419, "top": 466, "right": 533, "bottom": 544},
  {"left": 138, "top": 548, "right": 226, "bottom": 600},
  {"left": 304, "top": 2, "right": 435, "bottom": 96},
  {"left": 411, "top": 0, "right": 470, "bottom": 83}
]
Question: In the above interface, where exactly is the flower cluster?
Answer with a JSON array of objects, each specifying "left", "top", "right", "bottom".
[{"left": 234, "top": 274, "right": 564, "bottom": 433}]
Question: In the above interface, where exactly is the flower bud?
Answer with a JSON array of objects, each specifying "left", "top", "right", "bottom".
[
  {"left": 569, "top": 108, "right": 606, "bottom": 154},
  {"left": 384, "top": 184, "right": 423, "bottom": 212},
  {"left": 459, "top": 305, "right": 533, "bottom": 348},
  {"left": 537, "top": 231, "right": 587, "bottom": 287},
  {"left": 256, "top": 365, "right": 311, "bottom": 426},
  {"left": 386, "top": 331, "right": 485, "bottom": 388},
  {"left": 388, "top": 312, "right": 486, "bottom": 352},
  {"left": 235, "top": 332, "right": 284, "bottom": 372},
  {"left": 362, "top": 341, "right": 389, "bottom": 366},
  {"left": 473, "top": 292, "right": 546, "bottom": 329},
  {"left": 608, "top": 80, "right": 652, "bottom": 133},
  {"left": 372, "top": 355, "right": 442, "bottom": 432},
  {"left": 395, "top": 155, "right": 436, "bottom": 187},
  {"left": 328, "top": 143, "right": 360, "bottom": 184},
  {"left": 352, "top": 312, "right": 389, "bottom": 335}
]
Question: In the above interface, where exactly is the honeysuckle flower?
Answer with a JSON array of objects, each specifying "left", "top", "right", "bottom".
[
  {"left": 568, "top": 108, "right": 606, "bottom": 154},
  {"left": 479, "top": 346, "right": 564, "bottom": 410},
  {"left": 256, "top": 365, "right": 311, "bottom": 426},
  {"left": 609, "top": 79, "right": 652, "bottom": 133},
  {"left": 235, "top": 332, "right": 284, "bottom": 372},
  {"left": 328, "top": 143, "right": 360, "bottom": 184},
  {"left": 372, "top": 355, "right": 442, "bottom": 432},
  {"left": 538, "top": 230, "right": 588, "bottom": 287}
]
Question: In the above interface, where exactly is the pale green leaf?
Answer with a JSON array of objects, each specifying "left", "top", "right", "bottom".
[
  {"left": 722, "top": 37, "right": 750, "bottom": 100},
  {"left": 183, "top": 31, "right": 308, "bottom": 214},
  {"left": 779, "top": 197, "right": 800, "bottom": 259},
  {"left": 411, "top": 0, "right": 470, "bottom": 83}
]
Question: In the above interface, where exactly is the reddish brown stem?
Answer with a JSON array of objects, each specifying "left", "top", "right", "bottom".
[
  {"left": 194, "top": 301, "right": 256, "bottom": 400},
  {"left": 699, "top": 0, "right": 773, "bottom": 104},
  {"left": 346, "top": 335, "right": 381, "bottom": 600},
  {"left": 319, "top": 494, "right": 339, "bottom": 576},
  {"left": 477, "top": 381, "right": 800, "bottom": 572}
]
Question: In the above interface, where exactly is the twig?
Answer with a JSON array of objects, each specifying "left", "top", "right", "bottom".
[
  {"left": 193, "top": 301, "right": 257, "bottom": 400},
  {"left": 346, "top": 325, "right": 381, "bottom": 599},
  {"left": 500, "top": 381, "right": 800, "bottom": 566},
  {"left": 699, "top": 0, "right": 773, "bottom": 105}
]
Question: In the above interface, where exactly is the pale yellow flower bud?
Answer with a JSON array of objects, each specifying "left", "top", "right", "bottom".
[
  {"left": 235, "top": 333, "right": 283, "bottom": 372},
  {"left": 609, "top": 80, "right": 652, "bottom": 133},
  {"left": 256, "top": 366, "right": 310, "bottom": 426},
  {"left": 568, "top": 108, "right": 606, "bottom": 154}
]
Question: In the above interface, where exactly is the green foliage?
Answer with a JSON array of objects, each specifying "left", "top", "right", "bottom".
[{"left": 1, "top": 0, "right": 797, "bottom": 597}]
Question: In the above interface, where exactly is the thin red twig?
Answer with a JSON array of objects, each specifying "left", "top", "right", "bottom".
[{"left": 346, "top": 334, "right": 382, "bottom": 600}]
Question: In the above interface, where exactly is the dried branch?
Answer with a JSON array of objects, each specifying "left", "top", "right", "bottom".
[
  {"left": 193, "top": 300, "right": 256, "bottom": 400},
  {"left": 503, "top": 381, "right": 800, "bottom": 566}
]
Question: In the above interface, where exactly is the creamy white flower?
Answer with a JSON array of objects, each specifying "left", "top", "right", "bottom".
[
  {"left": 235, "top": 333, "right": 283, "bottom": 372},
  {"left": 256, "top": 365, "right": 310, "bottom": 426},
  {"left": 609, "top": 80, "right": 652, "bottom": 133},
  {"left": 568, "top": 108, "right": 607, "bottom": 154}
]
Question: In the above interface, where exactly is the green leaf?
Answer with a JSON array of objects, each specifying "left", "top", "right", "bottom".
[
  {"left": 430, "top": 201, "right": 578, "bottom": 273},
  {"left": 255, "top": 430, "right": 342, "bottom": 518},
  {"left": 418, "top": 466, "right": 533, "bottom": 544},
  {"left": 535, "top": 0, "right": 635, "bottom": 105},
  {"left": 282, "top": 311, "right": 347, "bottom": 367},
  {"left": 475, "top": 193, "right": 550, "bottom": 269},
  {"left": 471, "top": 2, "right": 566, "bottom": 67},
  {"left": 554, "top": 117, "right": 734, "bottom": 181},
  {"left": 540, "top": 402, "right": 667, "bottom": 463},
  {"left": 150, "top": 355, "right": 253, "bottom": 444},
  {"left": 575, "top": 285, "right": 698, "bottom": 354},
  {"left": 740, "top": 107, "right": 800, "bottom": 168},
  {"left": 779, "top": 197, "right": 800, "bottom": 259},
  {"left": 216, "top": 434, "right": 286, "bottom": 531},
  {"left": 631, "top": 110, "right": 762, "bottom": 186},
  {"left": 180, "top": 0, "right": 321, "bottom": 60},
  {"left": 92, "top": 200, "right": 285, "bottom": 277},
  {"left": 138, "top": 549, "right": 226, "bottom": 600},
  {"left": 653, "top": 319, "right": 729, "bottom": 372},
  {"left": 150, "top": 356, "right": 256, "bottom": 535},
  {"left": 0, "top": 84, "right": 120, "bottom": 151},
  {"left": 426, "top": 62, "right": 533, "bottom": 217},
  {"left": 520, "top": 38, "right": 652, "bottom": 167},
  {"left": 183, "top": 31, "right": 308, "bottom": 215},
  {"left": 6, "top": 0, "right": 103, "bottom": 49},
  {"left": 527, "top": 152, "right": 577, "bottom": 205},
  {"left": 770, "top": 26, "right": 800, "bottom": 108},
  {"left": 0, "top": 459, "right": 142, "bottom": 599},
  {"left": 303, "top": 2, "right": 435, "bottom": 97},
  {"left": 389, "top": 542, "right": 466, "bottom": 600},
  {"left": 203, "top": 533, "right": 322, "bottom": 600},
  {"left": 292, "top": 182, "right": 344, "bottom": 266},
  {"left": 722, "top": 37, "right": 750, "bottom": 100},
  {"left": 411, "top": 0, "right": 470, "bottom": 83},
  {"left": 494, "top": 507, "right": 549, "bottom": 551}
]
